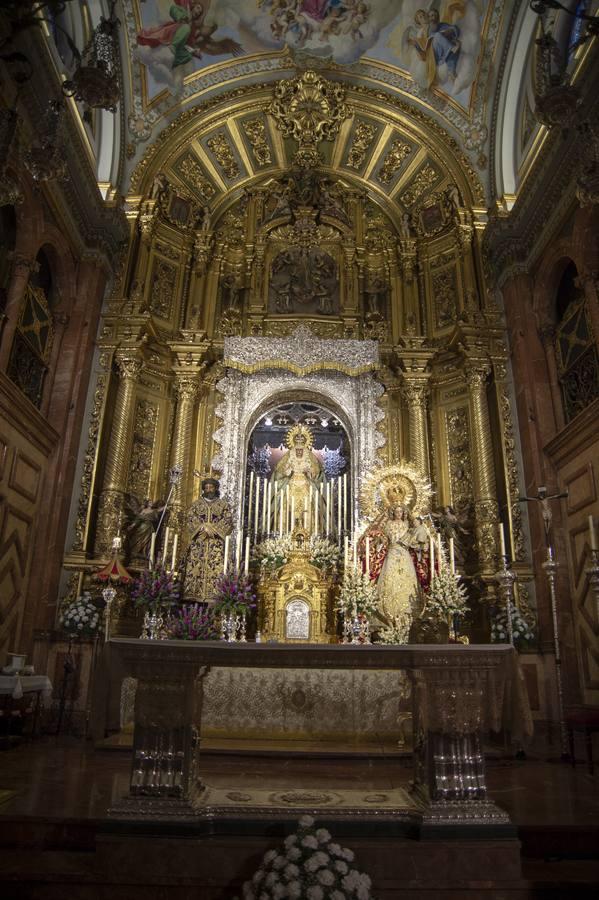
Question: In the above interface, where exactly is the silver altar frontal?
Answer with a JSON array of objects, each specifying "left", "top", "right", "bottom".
[{"left": 95, "top": 640, "right": 531, "bottom": 830}]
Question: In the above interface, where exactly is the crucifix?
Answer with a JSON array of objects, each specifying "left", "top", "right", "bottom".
[{"left": 519, "top": 485, "right": 569, "bottom": 759}]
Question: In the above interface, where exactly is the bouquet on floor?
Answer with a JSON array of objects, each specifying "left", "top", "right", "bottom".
[
  {"left": 131, "top": 564, "right": 180, "bottom": 612},
  {"left": 59, "top": 591, "right": 101, "bottom": 638},
  {"left": 164, "top": 603, "right": 219, "bottom": 640},
  {"left": 241, "top": 815, "right": 375, "bottom": 900}
]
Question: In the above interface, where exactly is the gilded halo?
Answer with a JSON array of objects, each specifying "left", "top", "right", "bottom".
[
  {"left": 360, "top": 461, "right": 432, "bottom": 521},
  {"left": 285, "top": 423, "right": 315, "bottom": 450}
]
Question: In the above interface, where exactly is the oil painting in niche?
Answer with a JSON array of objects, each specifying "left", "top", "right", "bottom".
[{"left": 268, "top": 247, "right": 339, "bottom": 316}]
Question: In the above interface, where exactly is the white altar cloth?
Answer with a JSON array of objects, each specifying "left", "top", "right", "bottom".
[{"left": 0, "top": 675, "right": 53, "bottom": 701}]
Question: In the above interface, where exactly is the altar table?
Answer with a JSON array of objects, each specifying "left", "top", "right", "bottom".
[{"left": 95, "top": 640, "right": 532, "bottom": 829}]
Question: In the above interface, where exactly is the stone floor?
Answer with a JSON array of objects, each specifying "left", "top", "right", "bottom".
[{"left": 0, "top": 737, "right": 598, "bottom": 898}]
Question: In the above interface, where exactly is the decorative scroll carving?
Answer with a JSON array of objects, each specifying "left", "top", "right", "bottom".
[
  {"left": 206, "top": 133, "right": 240, "bottom": 180},
  {"left": 127, "top": 400, "right": 159, "bottom": 498},
  {"left": 498, "top": 382, "right": 526, "bottom": 562},
  {"left": 150, "top": 258, "right": 177, "bottom": 319},
  {"left": 445, "top": 406, "right": 474, "bottom": 512},
  {"left": 400, "top": 164, "right": 439, "bottom": 207},
  {"left": 176, "top": 153, "right": 216, "bottom": 200},
  {"left": 377, "top": 139, "right": 412, "bottom": 184},
  {"left": 242, "top": 118, "right": 272, "bottom": 166},
  {"left": 346, "top": 121, "right": 377, "bottom": 169},
  {"left": 223, "top": 325, "right": 379, "bottom": 376}
]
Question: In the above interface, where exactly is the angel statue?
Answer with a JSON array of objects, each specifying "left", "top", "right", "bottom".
[
  {"left": 124, "top": 496, "right": 166, "bottom": 561},
  {"left": 360, "top": 462, "right": 432, "bottom": 642}
]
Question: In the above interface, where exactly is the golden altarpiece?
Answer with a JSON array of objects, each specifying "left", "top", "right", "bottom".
[{"left": 61, "top": 72, "right": 533, "bottom": 737}]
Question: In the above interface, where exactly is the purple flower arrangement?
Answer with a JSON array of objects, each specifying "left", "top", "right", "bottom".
[
  {"left": 165, "top": 603, "right": 218, "bottom": 641},
  {"left": 213, "top": 572, "right": 257, "bottom": 616},
  {"left": 131, "top": 564, "right": 180, "bottom": 610}
]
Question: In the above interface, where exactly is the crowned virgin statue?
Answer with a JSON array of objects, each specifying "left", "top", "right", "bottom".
[
  {"left": 361, "top": 463, "right": 432, "bottom": 642},
  {"left": 271, "top": 424, "right": 325, "bottom": 531}
]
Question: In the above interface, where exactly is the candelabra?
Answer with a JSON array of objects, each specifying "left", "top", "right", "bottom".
[{"left": 542, "top": 547, "right": 569, "bottom": 759}]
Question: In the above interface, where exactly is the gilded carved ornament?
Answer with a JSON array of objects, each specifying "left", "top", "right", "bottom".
[
  {"left": 268, "top": 70, "right": 351, "bottom": 167},
  {"left": 115, "top": 355, "right": 143, "bottom": 381}
]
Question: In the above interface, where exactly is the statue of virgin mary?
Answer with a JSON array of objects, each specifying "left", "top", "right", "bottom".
[{"left": 271, "top": 423, "right": 324, "bottom": 531}]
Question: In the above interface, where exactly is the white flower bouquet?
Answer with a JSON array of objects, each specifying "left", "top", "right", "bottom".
[
  {"left": 491, "top": 600, "right": 536, "bottom": 649},
  {"left": 59, "top": 591, "right": 101, "bottom": 638},
  {"left": 308, "top": 536, "right": 340, "bottom": 571},
  {"left": 241, "top": 815, "right": 375, "bottom": 899},
  {"left": 253, "top": 535, "right": 293, "bottom": 572},
  {"left": 421, "top": 567, "right": 469, "bottom": 622},
  {"left": 336, "top": 568, "right": 379, "bottom": 619}
]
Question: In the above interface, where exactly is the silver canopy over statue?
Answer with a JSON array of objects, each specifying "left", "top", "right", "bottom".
[{"left": 360, "top": 462, "right": 432, "bottom": 642}]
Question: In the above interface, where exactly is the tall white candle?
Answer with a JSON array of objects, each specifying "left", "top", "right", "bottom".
[
  {"left": 236, "top": 531, "right": 242, "bottom": 571},
  {"left": 291, "top": 496, "right": 295, "bottom": 532},
  {"left": 314, "top": 490, "right": 319, "bottom": 536},
  {"left": 344, "top": 535, "right": 349, "bottom": 569},
  {"left": 279, "top": 489, "right": 284, "bottom": 535},
  {"left": 149, "top": 532, "right": 156, "bottom": 567},
  {"left": 254, "top": 475, "right": 260, "bottom": 537},
  {"left": 437, "top": 531, "right": 442, "bottom": 567},
  {"left": 164, "top": 527, "right": 171, "bottom": 562},
  {"left": 285, "top": 485, "right": 290, "bottom": 533},
  {"left": 308, "top": 484, "right": 313, "bottom": 532},
  {"left": 262, "top": 479, "right": 268, "bottom": 535},
  {"left": 589, "top": 514, "right": 597, "bottom": 551},
  {"left": 326, "top": 482, "right": 331, "bottom": 537},
  {"left": 499, "top": 522, "right": 506, "bottom": 559},
  {"left": 366, "top": 536, "right": 370, "bottom": 575},
  {"left": 337, "top": 476, "right": 341, "bottom": 539},
  {"left": 248, "top": 470, "right": 254, "bottom": 533},
  {"left": 267, "top": 481, "right": 272, "bottom": 535},
  {"left": 449, "top": 536, "right": 455, "bottom": 573},
  {"left": 430, "top": 536, "right": 435, "bottom": 582},
  {"left": 223, "top": 534, "right": 230, "bottom": 573},
  {"left": 343, "top": 473, "right": 348, "bottom": 532},
  {"left": 171, "top": 533, "right": 178, "bottom": 572},
  {"left": 353, "top": 533, "right": 357, "bottom": 571},
  {"left": 244, "top": 535, "right": 250, "bottom": 575}
]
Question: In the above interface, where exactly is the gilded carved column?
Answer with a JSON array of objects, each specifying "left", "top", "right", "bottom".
[
  {"left": 465, "top": 364, "right": 499, "bottom": 573},
  {"left": 168, "top": 374, "right": 200, "bottom": 530},
  {"left": 95, "top": 354, "right": 142, "bottom": 555},
  {"left": 401, "top": 377, "right": 430, "bottom": 478}
]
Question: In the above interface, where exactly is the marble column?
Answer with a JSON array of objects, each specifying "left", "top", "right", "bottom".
[
  {"left": 168, "top": 374, "right": 200, "bottom": 531},
  {"left": 0, "top": 253, "right": 36, "bottom": 371},
  {"left": 465, "top": 363, "right": 499, "bottom": 573},
  {"left": 95, "top": 353, "right": 142, "bottom": 555},
  {"left": 401, "top": 377, "right": 430, "bottom": 478}
]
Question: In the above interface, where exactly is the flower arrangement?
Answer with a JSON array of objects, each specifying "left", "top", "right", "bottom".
[
  {"left": 59, "top": 592, "right": 101, "bottom": 638},
  {"left": 253, "top": 535, "right": 293, "bottom": 572},
  {"left": 212, "top": 572, "right": 256, "bottom": 616},
  {"left": 241, "top": 815, "right": 375, "bottom": 900},
  {"left": 377, "top": 616, "right": 409, "bottom": 644},
  {"left": 131, "top": 564, "right": 180, "bottom": 611},
  {"left": 165, "top": 603, "right": 219, "bottom": 641},
  {"left": 490, "top": 600, "right": 536, "bottom": 649},
  {"left": 420, "top": 566, "right": 469, "bottom": 623},
  {"left": 308, "top": 536, "right": 340, "bottom": 571},
  {"left": 336, "top": 568, "right": 379, "bottom": 619}
]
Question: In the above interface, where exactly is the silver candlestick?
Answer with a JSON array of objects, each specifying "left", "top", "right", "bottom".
[
  {"left": 587, "top": 548, "right": 599, "bottom": 623},
  {"left": 542, "top": 547, "right": 569, "bottom": 759},
  {"left": 495, "top": 555, "right": 516, "bottom": 645},
  {"left": 102, "top": 586, "right": 117, "bottom": 642}
]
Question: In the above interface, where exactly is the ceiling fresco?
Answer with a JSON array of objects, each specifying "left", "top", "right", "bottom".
[{"left": 133, "top": 0, "right": 491, "bottom": 109}]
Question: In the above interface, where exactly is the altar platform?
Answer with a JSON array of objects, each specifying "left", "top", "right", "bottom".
[{"left": 0, "top": 737, "right": 598, "bottom": 899}]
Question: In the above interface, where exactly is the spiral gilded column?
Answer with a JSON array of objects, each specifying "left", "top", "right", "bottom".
[
  {"left": 401, "top": 377, "right": 430, "bottom": 478},
  {"left": 465, "top": 364, "right": 499, "bottom": 572},
  {"left": 168, "top": 375, "right": 200, "bottom": 531},
  {"left": 95, "top": 354, "right": 142, "bottom": 555}
]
